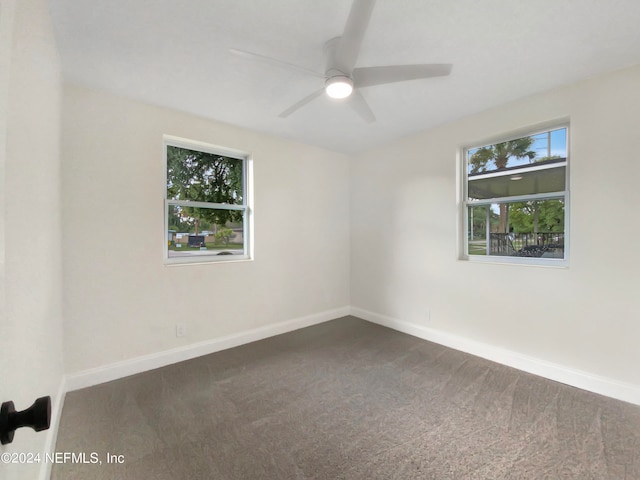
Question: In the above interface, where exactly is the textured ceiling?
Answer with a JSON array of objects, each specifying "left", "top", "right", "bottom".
[{"left": 49, "top": 0, "right": 640, "bottom": 153}]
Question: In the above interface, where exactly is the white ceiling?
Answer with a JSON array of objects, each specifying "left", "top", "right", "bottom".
[{"left": 49, "top": 0, "right": 640, "bottom": 154}]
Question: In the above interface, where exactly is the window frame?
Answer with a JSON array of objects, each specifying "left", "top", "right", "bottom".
[
  {"left": 163, "top": 135, "right": 253, "bottom": 265},
  {"left": 460, "top": 122, "right": 570, "bottom": 267}
]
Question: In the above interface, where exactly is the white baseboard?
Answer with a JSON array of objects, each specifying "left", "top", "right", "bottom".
[
  {"left": 39, "top": 376, "right": 66, "bottom": 480},
  {"left": 65, "top": 306, "right": 350, "bottom": 392},
  {"left": 351, "top": 307, "right": 640, "bottom": 406}
]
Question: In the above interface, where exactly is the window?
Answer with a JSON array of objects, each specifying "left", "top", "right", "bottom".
[
  {"left": 462, "top": 125, "right": 568, "bottom": 264},
  {"left": 164, "top": 136, "right": 252, "bottom": 264}
]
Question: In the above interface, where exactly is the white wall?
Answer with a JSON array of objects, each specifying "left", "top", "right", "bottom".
[
  {"left": 351, "top": 64, "right": 640, "bottom": 389},
  {"left": 0, "top": 0, "right": 65, "bottom": 478},
  {"left": 61, "top": 85, "right": 350, "bottom": 374}
]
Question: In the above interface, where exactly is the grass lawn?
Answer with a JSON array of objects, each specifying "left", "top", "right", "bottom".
[{"left": 468, "top": 242, "right": 487, "bottom": 255}]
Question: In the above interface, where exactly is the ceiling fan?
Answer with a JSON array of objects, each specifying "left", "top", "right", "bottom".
[{"left": 230, "top": 0, "right": 452, "bottom": 123}]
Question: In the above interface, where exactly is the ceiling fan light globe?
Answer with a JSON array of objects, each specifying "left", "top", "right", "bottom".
[{"left": 325, "top": 76, "right": 354, "bottom": 99}]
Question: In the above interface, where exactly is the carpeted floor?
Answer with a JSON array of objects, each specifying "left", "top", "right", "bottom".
[{"left": 52, "top": 316, "right": 640, "bottom": 479}]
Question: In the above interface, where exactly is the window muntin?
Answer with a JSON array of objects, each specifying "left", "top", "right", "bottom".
[
  {"left": 164, "top": 138, "right": 251, "bottom": 264},
  {"left": 463, "top": 126, "right": 568, "bottom": 263}
]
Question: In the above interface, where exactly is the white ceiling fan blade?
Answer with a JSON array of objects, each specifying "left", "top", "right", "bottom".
[
  {"left": 353, "top": 64, "right": 453, "bottom": 88},
  {"left": 230, "top": 48, "right": 324, "bottom": 78},
  {"left": 348, "top": 90, "right": 376, "bottom": 123},
  {"left": 333, "top": 0, "right": 376, "bottom": 74},
  {"left": 278, "top": 88, "right": 325, "bottom": 118}
]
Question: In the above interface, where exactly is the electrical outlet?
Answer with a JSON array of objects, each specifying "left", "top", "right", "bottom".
[{"left": 176, "top": 322, "right": 187, "bottom": 337}]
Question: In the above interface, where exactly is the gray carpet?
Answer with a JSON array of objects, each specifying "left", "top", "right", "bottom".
[{"left": 52, "top": 317, "right": 640, "bottom": 479}]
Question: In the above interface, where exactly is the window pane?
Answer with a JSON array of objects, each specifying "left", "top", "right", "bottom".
[
  {"left": 167, "top": 146, "right": 244, "bottom": 204},
  {"left": 468, "top": 205, "right": 489, "bottom": 255},
  {"left": 467, "top": 128, "right": 567, "bottom": 176},
  {"left": 167, "top": 205, "right": 245, "bottom": 258},
  {"left": 467, "top": 199, "right": 565, "bottom": 258}
]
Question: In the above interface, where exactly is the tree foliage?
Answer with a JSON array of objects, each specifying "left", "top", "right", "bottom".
[
  {"left": 214, "top": 227, "right": 234, "bottom": 245},
  {"left": 509, "top": 200, "right": 564, "bottom": 233},
  {"left": 167, "top": 146, "right": 244, "bottom": 229},
  {"left": 469, "top": 137, "right": 536, "bottom": 174}
]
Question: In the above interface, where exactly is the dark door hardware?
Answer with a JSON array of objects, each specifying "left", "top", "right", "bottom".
[{"left": 0, "top": 396, "right": 51, "bottom": 445}]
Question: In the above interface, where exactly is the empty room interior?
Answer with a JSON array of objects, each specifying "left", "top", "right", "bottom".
[{"left": 2, "top": 0, "right": 640, "bottom": 478}]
